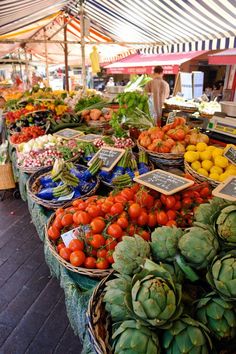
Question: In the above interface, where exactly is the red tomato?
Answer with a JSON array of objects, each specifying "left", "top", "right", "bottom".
[
  {"left": 90, "top": 218, "right": 106, "bottom": 233},
  {"left": 68, "top": 239, "right": 84, "bottom": 252},
  {"left": 96, "top": 258, "right": 109, "bottom": 269},
  {"left": 167, "top": 210, "right": 177, "bottom": 221},
  {"left": 156, "top": 210, "right": 168, "bottom": 225},
  {"left": 84, "top": 257, "right": 96, "bottom": 269},
  {"left": 110, "top": 203, "right": 124, "bottom": 216},
  {"left": 48, "top": 225, "right": 60, "bottom": 240},
  {"left": 57, "top": 242, "right": 65, "bottom": 253},
  {"left": 120, "top": 188, "right": 134, "bottom": 201},
  {"left": 90, "top": 234, "right": 106, "bottom": 249},
  {"left": 106, "top": 250, "right": 114, "bottom": 264},
  {"left": 107, "top": 223, "right": 123, "bottom": 238},
  {"left": 101, "top": 201, "right": 113, "bottom": 213},
  {"left": 55, "top": 208, "right": 64, "bottom": 216},
  {"left": 79, "top": 211, "right": 92, "bottom": 225},
  {"left": 138, "top": 230, "right": 151, "bottom": 241},
  {"left": 137, "top": 211, "right": 148, "bottom": 226},
  {"left": 173, "top": 201, "right": 182, "bottom": 210},
  {"left": 61, "top": 213, "right": 74, "bottom": 227},
  {"left": 196, "top": 197, "right": 204, "bottom": 204},
  {"left": 182, "top": 197, "right": 193, "bottom": 208},
  {"left": 59, "top": 247, "right": 72, "bottom": 261},
  {"left": 165, "top": 196, "right": 176, "bottom": 209},
  {"left": 160, "top": 194, "right": 167, "bottom": 205},
  {"left": 128, "top": 203, "right": 142, "bottom": 219},
  {"left": 166, "top": 220, "right": 177, "bottom": 227},
  {"left": 53, "top": 215, "right": 63, "bottom": 230},
  {"left": 126, "top": 224, "right": 136, "bottom": 236},
  {"left": 105, "top": 238, "right": 117, "bottom": 250},
  {"left": 200, "top": 187, "right": 210, "bottom": 197},
  {"left": 175, "top": 128, "right": 186, "bottom": 141},
  {"left": 87, "top": 205, "right": 101, "bottom": 218},
  {"left": 114, "top": 195, "right": 127, "bottom": 204},
  {"left": 117, "top": 217, "right": 129, "bottom": 229},
  {"left": 97, "top": 249, "right": 107, "bottom": 258},
  {"left": 70, "top": 250, "right": 86, "bottom": 267},
  {"left": 147, "top": 212, "right": 157, "bottom": 228}
]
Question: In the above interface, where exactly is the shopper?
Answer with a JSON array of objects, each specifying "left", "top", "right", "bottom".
[{"left": 145, "top": 66, "right": 170, "bottom": 126}]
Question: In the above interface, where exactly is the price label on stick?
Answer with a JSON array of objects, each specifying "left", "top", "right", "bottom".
[
  {"left": 224, "top": 146, "right": 236, "bottom": 166},
  {"left": 212, "top": 176, "right": 236, "bottom": 202},
  {"left": 53, "top": 128, "right": 84, "bottom": 140},
  {"left": 133, "top": 169, "right": 194, "bottom": 195},
  {"left": 88, "top": 147, "right": 125, "bottom": 172}
]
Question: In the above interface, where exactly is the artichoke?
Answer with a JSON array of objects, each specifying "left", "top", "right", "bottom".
[
  {"left": 195, "top": 197, "right": 232, "bottom": 226},
  {"left": 178, "top": 223, "right": 219, "bottom": 269},
  {"left": 112, "top": 319, "right": 161, "bottom": 354},
  {"left": 196, "top": 292, "right": 236, "bottom": 340},
  {"left": 103, "top": 274, "right": 132, "bottom": 322},
  {"left": 162, "top": 316, "right": 212, "bottom": 354},
  {"left": 207, "top": 252, "right": 236, "bottom": 301},
  {"left": 216, "top": 205, "right": 236, "bottom": 245},
  {"left": 112, "top": 235, "right": 150, "bottom": 276},
  {"left": 151, "top": 226, "right": 183, "bottom": 262},
  {"left": 130, "top": 259, "right": 182, "bottom": 327}
]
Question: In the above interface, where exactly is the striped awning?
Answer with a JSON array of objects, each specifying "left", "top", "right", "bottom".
[{"left": 208, "top": 49, "right": 236, "bottom": 65}]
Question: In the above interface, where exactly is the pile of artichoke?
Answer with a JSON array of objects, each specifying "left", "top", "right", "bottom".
[{"left": 101, "top": 197, "right": 236, "bottom": 354}]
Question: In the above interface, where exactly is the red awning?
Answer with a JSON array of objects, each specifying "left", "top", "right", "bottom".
[
  {"left": 105, "top": 51, "right": 207, "bottom": 75},
  {"left": 208, "top": 49, "right": 236, "bottom": 65}
]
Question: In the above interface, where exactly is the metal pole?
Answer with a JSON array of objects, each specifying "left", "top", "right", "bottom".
[
  {"left": 44, "top": 28, "right": 50, "bottom": 86},
  {"left": 24, "top": 47, "right": 29, "bottom": 90},
  {"left": 80, "top": 1, "right": 86, "bottom": 92},
  {"left": 64, "top": 18, "right": 69, "bottom": 91}
]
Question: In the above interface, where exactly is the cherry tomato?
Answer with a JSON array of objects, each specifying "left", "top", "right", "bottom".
[
  {"left": 78, "top": 211, "right": 92, "bottom": 225},
  {"left": 173, "top": 201, "right": 182, "bottom": 210},
  {"left": 107, "top": 223, "right": 123, "bottom": 238},
  {"left": 68, "top": 239, "right": 84, "bottom": 252},
  {"left": 160, "top": 194, "right": 167, "bottom": 204},
  {"left": 57, "top": 242, "right": 66, "bottom": 253},
  {"left": 106, "top": 250, "right": 114, "bottom": 264},
  {"left": 59, "top": 247, "right": 72, "bottom": 261},
  {"left": 166, "top": 220, "right": 177, "bottom": 227},
  {"left": 196, "top": 197, "right": 204, "bottom": 204},
  {"left": 90, "top": 234, "right": 106, "bottom": 249},
  {"left": 200, "top": 187, "right": 210, "bottom": 197},
  {"left": 126, "top": 224, "right": 136, "bottom": 236},
  {"left": 97, "top": 249, "right": 107, "bottom": 258},
  {"left": 120, "top": 188, "right": 134, "bottom": 201},
  {"left": 167, "top": 210, "right": 177, "bottom": 221},
  {"left": 101, "top": 201, "right": 113, "bottom": 213},
  {"left": 110, "top": 203, "right": 124, "bottom": 216},
  {"left": 48, "top": 225, "right": 60, "bottom": 240},
  {"left": 105, "top": 238, "right": 117, "bottom": 250},
  {"left": 114, "top": 195, "right": 127, "bottom": 204},
  {"left": 90, "top": 218, "right": 106, "bottom": 234},
  {"left": 96, "top": 258, "right": 109, "bottom": 269},
  {"left": 87, "top": 205, "right": 101, "bottom": 218},
  {"left": 128, "top": 203, "right": 142, "bottom": 219},
  {"left": 61, "top": 213, "right": 74, "bottom": 227},
  {"left": 55, "top": 208, "right": 64, "bottom": 216},
  {"left": 138, "top": 230, "right": 151, "bottom": 241},
  {"left": 84, "top": 257, "right": 96, "bottom": 269},
  {"left": 148, "top": 212, "right": 157, "bottom": 228},
  {"left": 70, "top": 250, "right": 86, "bottom": 267},
  {"left": 137, "top": 211, "right": 148, "bottom": 226},
  {"left": 153, "top": 199, "right": 162, "bottom": 209},
  {"left": 53, "top": 215, "right": 63, "bottom": 230},
  {"left": 165, "top": 196, "right": 176, "bottom": 209},
  {"left": 182, "top": 197, "right": 193, "bottom": 208},
  {"left": 117, "top": 217, "right": 129, "bottom": 229},
  {"left": 156, "top": 210, "right": 168, "bottom": 226}
]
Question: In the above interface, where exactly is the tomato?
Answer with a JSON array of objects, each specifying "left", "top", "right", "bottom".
[
  {"left": 182, "top": 197, "right": 193, "bottom": 208},
  {"left": 165, "top": 196, "right": 176, "bottom": 209},
  {"left": 127, "top": 224, "right": 136, "bottom": 236},
  {"left": 59, "top": 247, "right": 72, "bottom": 261},
  {"left": 167, "top": 210, "right": 177, "bottom": 221},
  {"left": 55, "top": 208, "right": 64, "bottom": 216},
  {"left": 128, "top": 203, "right": 142, "bottom": 219},
  {"left": 175, "top": 128, "right": 186, "bottom": 141},
  {"left": 110, "top": 203, "right": 124, "bottom": 216},
  {"left": 106, "top": 250, "right": 114, "bottom": 264},
  {"left": 78, "top": 211, "right": 92, "bottom": 225},
  {"left": 200, "top": 187, "right": 210, "bottom": 197},
  {"left": 53, "top": 215, "right": 63, "bottom": 230},
  {"left": 87, "top": 205, "right": 101, "bottom": 218},
  {"left": 101, "top": 201, "right": 113, "bottom": 213},
  {"left": 90, "top": 218, "right": 106, "bottom": 233},
  {"left": 182, "top": 191, "right": 193, "bottom": 198},
  {"left": 48, "top": 225, "right": 60, "bottom": 240},
  {"left": 105, "top": 238, "right": 117, "bottom": 250},
  {"left": 137, "top": 211, "right": 148, "bottom": 226},
  {"left": 117, "top": 217, "right": 129, "bottom": 229},
  {"left": 138, "top": 230, "right": 151, "bottom": 241},
  {"left": 196, "top": 197, "right": 204, "bottom": 204},
  {"left": 130, "top": 184, "right": 140, "bottom": 193},
  {"left": 61, "top": 213, "right": 74, "bottom": 227},
  {"left": 90, "top": 234, "right": 106, "bottom": 249},
  {"left": 153, "top": 199, "right": 162, "bottom": 210},
  {"left": 70, "top": 250, "right": 86, "bottom": 267},
  {"left": 107, "top": 223, "right": 123, "bottom": 238},
  {"left": 84, "top": 257, "right": 96, "bottom": 269},
  {"left": 86, "top": 246, "right": 97, "bottom": 257},
  {"left": 77, "top": 201, "right": 87, "bottom": 210},
  {"left": 160, "top": 194, "right": 167, "bottom": 204},
  {"left": 97, "top": 249, "right": 107, "bottom": 258},
  {"left": 147, "top": 212, "right": 157, "bottom": 227},
  {"left": 120, "top": 188, "right": 134, "bottom": 201},
  {"left": 69, "top": 239, "right": 84, "bottom": 252},
  {"left": 106, "top": 196, "right": 115, "bottom": 203},
  {"left": 156, "top": 210, "right": 168, "bottom": 225},
  {"left": 114, "top": 195, "right": 127, "bottom": 204},
  {"left": 57, "top": 242, "right": 65, "bottom": 253},
  {"left": 173, "top": 201, "right": 182, "bottom": 210},
  {"left": 96, "top": 258, "right": 109, "bottom": 269}
]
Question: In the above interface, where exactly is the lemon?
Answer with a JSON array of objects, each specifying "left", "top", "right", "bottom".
[
  {"left": 196, "top": 142, "right": 208, "bottom": 152},
  {"left": 212, "top": 148, "right": 223, "bottom": 159},
  {"left": 191, "top": 161, "right": 201, "bottom": 171},
  {"left": 197, "top": 168, "right": 209, "bottom": 177},
  {"left": 210, "top": 166, "right": 223, "bottom": 175},
  {"left": 186, "top": 145, "right": 197, "bottom": 151},
  {"left": 219, "top": 172, "right": 231, "bottom": 182},
  {"left": 209, "top": 173, "right": 220, "bottom": 181},
  {"left": 200, "top": 150, "right": 212, "bottom": 161},
  {"left": 226, "top": 164, "right": 236, "bottom": 173},
  {"left": 184, "top": 151, "right": 200, "bottom": 163},
  {"left": 214, "top": 156, "right": 229, "bottom": 169},
  {"left": 206, "top": 145, "right": 216, "bottom": 152},
  {"left": 202, "top": 160, "right": 213, "bottom": 171}
]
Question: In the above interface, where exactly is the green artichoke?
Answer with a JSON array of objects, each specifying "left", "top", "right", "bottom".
[
  {"left": 112, "top": 319, "right": 161, "bottom": 354},
  {"left": 162, "top": 316, "right": 212, "bottom": 354},
  {"left": 216, "top": 205, "right": 236, "bottom": 245},
  {"left": 103, "top": 274, "right": 132, "bottom": 322},
  {"left": 130, "top": 259, "right": 182, "bottom": 327},
  {"left": 194, "top": 197, "right": 231, "bottom": 226},
  {"left": 151, "top": 226, "right": 183, "bottom": 262},
  {"left": 178, "top": 223, "right": 219, "bottom": 269},
  {"left": 207, "top": 252, "right": 236, "bottom": 300},
  {"left": 196, "top": 292, "right": 236, "bottom": 340},
  {"left": 112, "top": 235, "right": 150, "bottom": 276}
]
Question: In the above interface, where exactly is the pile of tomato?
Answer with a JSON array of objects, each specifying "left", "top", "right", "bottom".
[
  {"left": 47, "top": 181, "right": 212, "bottom": 271},
  {"left": 10, "top": 126, "right": 45, "bottom": 144}
]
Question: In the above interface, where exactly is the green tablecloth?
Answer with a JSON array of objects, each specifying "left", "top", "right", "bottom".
[{"left": 10, "top": 147, "right": 98, "bottom": 354}]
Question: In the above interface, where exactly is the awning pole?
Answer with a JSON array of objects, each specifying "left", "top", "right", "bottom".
[
  {"left": 24, "top": 47, "right": 29, "bottom": 90},
  {"left": 80, "top": 0, "right": 86, "bottom": 92},
  {"left": 44, "top": 28, "right": 49, "bottom": 86},
  {"left": 64, "top": 17, "right": 69, "bottom": 91}
]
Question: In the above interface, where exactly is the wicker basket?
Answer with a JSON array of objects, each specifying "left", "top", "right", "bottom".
[
  {"left": 137, "top": 141, "right": 184, "bottom": 167},
  {"left": 87, "top": 274, "right": 113, "bottom": 353},
  {"left": 45, "top": 212, "right": 112, "bottom": 278},
  {"left": 200, "top": 113, "right": 214, "bottom": 119},
  {"left": 0, "top": 163, "right": 16, "bottom": 190},
  {"left": 184, "top": 161, "right": 220, "bottom": 188},
  {"left": 27, "top": 164, "right": 100, "bottom": 209}
]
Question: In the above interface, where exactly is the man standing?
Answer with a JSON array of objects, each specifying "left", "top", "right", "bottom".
[{"left": 145, "top": 66, "right": 170, "bottom": 126}]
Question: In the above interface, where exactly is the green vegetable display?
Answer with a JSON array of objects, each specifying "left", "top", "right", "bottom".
[
  {"left": 216, "top": 205, "right": 236, "bottom": 245},
  {"left": 151, "top": 226, "right": 183, "bottom": 262},
  {"left": 117, "top": 91, "right": 150, "bottom": 116}
]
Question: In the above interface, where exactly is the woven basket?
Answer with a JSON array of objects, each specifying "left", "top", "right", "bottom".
[
  {"left": 137, "top": 141, "right": 184, "bottom": 167},
  {"left": 87, "top": 274, "right": 113, "bottom": 353},
  {"left": 45, "top": 212, "right": 112, "bottom": 278},
  {"left": 0, "top": 163, "right": 16, "bottom": 190},
  {"left": 184, "top": 161, "right": 220, "bottom": 188},
  {"left": 27, "top": 164, "right": 100, "bottom": 209},
  {"left": 200, "top": 113, "right": 213, "bottom": 119},
  {"left": 87, "top": 120, "right": 111, "bottom": 129}
]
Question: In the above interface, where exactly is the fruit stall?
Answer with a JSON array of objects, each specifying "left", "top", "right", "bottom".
[{"left": 0, "top": 82, "right": 236, "bottom": 354}]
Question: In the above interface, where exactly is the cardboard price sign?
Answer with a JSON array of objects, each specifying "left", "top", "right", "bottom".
[
  {"left": 224, "top": 146, "right": 236, "bottom": 166},
  {"left": 53, "top": 128, "right": 84, "bottom": 140},
  {"left": 88, "top": 147, "right": 125, "bottom": 171},
  {"left": 134, "top": 169, "right": 194, "bottom": 195},
  {"left": 212, "top": 176, "right": 236, "bottom": 201},
  {"left": 77, "top": 134, "right": 102, "bottom": 142}
]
